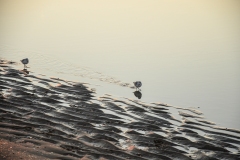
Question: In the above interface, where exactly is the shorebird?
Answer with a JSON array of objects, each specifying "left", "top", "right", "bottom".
[
  {"left": 21, "top": 58, "right": 29, "bottom": 69},
  {"left": 133, "top": 81, "right": 142, "bottom": 91}
]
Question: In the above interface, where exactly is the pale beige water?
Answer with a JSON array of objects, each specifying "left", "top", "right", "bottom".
[{"left": 0, "top": 0, "right": 240, "bottom": 129}]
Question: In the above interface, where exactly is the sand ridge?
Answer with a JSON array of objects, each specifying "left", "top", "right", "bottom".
[{"left": 0, "top": 59, "right": 240, "bottom": 160}]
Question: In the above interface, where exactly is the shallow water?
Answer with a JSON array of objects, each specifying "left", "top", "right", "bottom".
[
  {"left": 0, "top": 0, "right": 240, "bottom": 129},
  {"left": 1, "top": 55, "right": 240, "bottom": 159}
]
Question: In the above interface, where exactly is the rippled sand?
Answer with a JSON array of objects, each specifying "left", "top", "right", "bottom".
[{"left": 0, "top": 59, "right": 240, "bottom": 160}]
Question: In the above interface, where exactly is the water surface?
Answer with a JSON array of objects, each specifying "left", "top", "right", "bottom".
[{"left": 0, "top": 0, "right": 240, "bottom": 129}]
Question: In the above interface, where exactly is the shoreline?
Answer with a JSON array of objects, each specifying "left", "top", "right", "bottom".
[{"left": 0, "top": 59, "right": 240, "bottom": 159}]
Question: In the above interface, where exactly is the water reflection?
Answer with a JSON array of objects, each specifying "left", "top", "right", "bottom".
[
  {"left": 134, "top": 91, "right": 142, "bottom": 99},
  {"left": 22, "top": 69, "right": 29, "bottom": 75}
]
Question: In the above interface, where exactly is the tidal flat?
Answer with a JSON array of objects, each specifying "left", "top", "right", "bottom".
[{"left": 0, "top": 59, "right": 240, "bottom": 160}]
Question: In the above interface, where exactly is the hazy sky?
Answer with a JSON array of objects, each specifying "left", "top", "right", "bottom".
[
  {"left": 1, "top": 0, "right": 239, "bottom": 56},
  {"left": 1, "top": 0, "right": 239, "bottom": 79}
]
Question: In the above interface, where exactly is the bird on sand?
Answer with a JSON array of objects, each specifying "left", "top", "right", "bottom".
[
  {"left": 133, "top": 81, "right": 142, "bottom": 91},
  {"left": 21, "top": 58, "right": 29, "bottom": 69}
]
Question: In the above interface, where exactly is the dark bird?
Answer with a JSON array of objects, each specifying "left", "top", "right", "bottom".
[
  {"left": 133, "top": 81, "right": 142, "bottom": 91},
  {"left": 21, "top": 58, "right": 29, "bottom": 69}
]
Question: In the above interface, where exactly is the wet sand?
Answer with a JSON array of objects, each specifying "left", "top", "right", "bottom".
[{"left": 0, "top": 59, "right": 240, "bottom": 160}]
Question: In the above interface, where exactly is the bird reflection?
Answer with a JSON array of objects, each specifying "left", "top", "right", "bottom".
[
  {"left": 22, "top": 69, "right": 29, "bottom": 75},
  {"left": 134, "top": 91, "right": 142, "bottom": 99}
]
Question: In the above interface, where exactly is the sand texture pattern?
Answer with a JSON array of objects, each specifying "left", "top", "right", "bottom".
[{"left": 0, "top": 59, "right": 240, "bottom": 160}]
